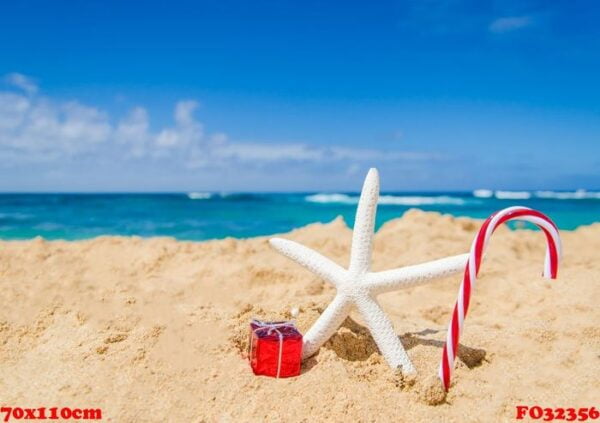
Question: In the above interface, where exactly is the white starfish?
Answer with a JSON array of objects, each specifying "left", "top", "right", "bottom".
[{"left": 269, "top": 168, "right": 469, "bottom": 374}]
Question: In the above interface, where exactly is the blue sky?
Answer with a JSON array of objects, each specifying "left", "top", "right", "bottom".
[{"left": 0, "top": 0, "right": 599, "bottom": 192}]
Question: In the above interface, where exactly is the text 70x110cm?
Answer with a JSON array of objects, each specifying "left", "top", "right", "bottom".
[{"left": 1, "top": 407, "right": 102, "bottom": 421}]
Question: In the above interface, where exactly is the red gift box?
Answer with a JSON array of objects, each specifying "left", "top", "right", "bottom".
[{"left": 248, "top": 319, "right": 303, "bottom": 378}]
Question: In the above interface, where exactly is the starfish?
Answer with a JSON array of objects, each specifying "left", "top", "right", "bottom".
[{"left": 269, "top": 168, "right": 469, "bottom": 374}]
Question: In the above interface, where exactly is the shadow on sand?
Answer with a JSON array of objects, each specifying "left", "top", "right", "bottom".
[{"left": 301, "top": 316, "right": 486, "bottom": 373}]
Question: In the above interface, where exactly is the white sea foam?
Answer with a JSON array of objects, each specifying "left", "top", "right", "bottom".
[
  {"left": 187, "top": 192, "right": 213, "bottom": 200},
  {"left": 305, "top": 193, "right": 465, "bottom": 206},
  {"left": 378, "top": 195, "right": 465, "bottom": 205},
  {"left": 305, "top": 193, "right": 356, "bottom": 204},
  {"left": 494, "top": 190, "right": 532, "bottom": 200},
  {"left": 534, "top": 189, "right": 600, "bottom": 200},
  {"left": 473, "top": 189, "right": 494, "bottom": 198}
]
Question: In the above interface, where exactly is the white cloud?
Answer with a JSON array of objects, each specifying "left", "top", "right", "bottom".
[
  {"left": 0, "top": 92, "right": 111, "bottom": 159},
  {"left": 155, "top": 100, "right": 204, "bottom": 149},
  {"left": 329, "top": 147, "right": 435, "bottom": 161},
  {"left": 155, "top": 129, "right": 181, "bottom": 148},
  {"left": 59, "top": 101, "right": 112, "bottom": 144},
  {"left": 115, "top": 107, "right": 151, "bottom": 158},
  {"left": 489, "top": 16, "right": 532, "bottom": 33},
  {"left": 0, "top": 93, "right": 30, "bottom": 129},
  {"left": 214, "top": 143, "right": 324, "bottom": 163},
  {"left": 210, "top": 132, "right": 227, "bottom": 145},
  {"left": 174, "top": 100, "right": 199, "bottom": 126},
  {"left": 0, "top": 72, "right": 443, "bottom": 168},
  {"left": 5, "top": 72, "right": 38, "bottom": 95}
]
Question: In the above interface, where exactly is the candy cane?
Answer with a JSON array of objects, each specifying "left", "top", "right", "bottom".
[{"left": 439, "top": 206, "right": 562, "bottom": 391}]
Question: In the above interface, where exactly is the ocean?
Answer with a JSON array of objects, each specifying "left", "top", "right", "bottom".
[{"left": 0, "top": 190, "right": 599, "bottom": 241}]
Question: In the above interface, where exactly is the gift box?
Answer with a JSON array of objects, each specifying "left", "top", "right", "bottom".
[{"left": 248, "top": 319, "right": 303, "bottom": 378}]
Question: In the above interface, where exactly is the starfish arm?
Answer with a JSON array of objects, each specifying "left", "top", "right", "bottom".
[
  {"left": 365, "top": 253, "right": 469, "bottom": 295},
  {"left": 302, "top": 294, "right": 352, "bottom": 359},
  {"left": 349, "top": 168, "right": 379, "bottom": 274},
  {"left": 355, "top": 294, "right": 416, "bottom": 374},
  {"left": 269, "top": 237, "right": 345, "bottom": 287}
]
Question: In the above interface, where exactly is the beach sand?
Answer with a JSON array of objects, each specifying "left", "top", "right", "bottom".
[{"left": 0, "top": 209, "right": 598, "bottom": 422}]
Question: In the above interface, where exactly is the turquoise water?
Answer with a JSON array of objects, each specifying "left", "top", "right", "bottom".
[{"left": 0, "top": 191, "right": 599, "bottom": 241}]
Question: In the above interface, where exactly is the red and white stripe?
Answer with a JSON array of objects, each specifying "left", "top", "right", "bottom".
[{"left": 439, "top": 206, "right": 562, "bottom": 391}]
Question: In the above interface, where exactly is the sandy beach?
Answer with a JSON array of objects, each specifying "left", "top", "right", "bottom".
[{"left": 0, "top": 209, "right": 598, "bottom": 422}]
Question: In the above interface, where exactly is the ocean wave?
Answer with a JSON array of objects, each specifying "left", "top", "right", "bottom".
[
  {"left": 378, "top": 195, "right": 465, "bottom": 205},
  {"left": 494, "top": 190, "right": 532, "bottom": 200},
  {"left": 473, "top": 189, "right": 600, "bottom": 201},
  {"left": 187, "top": 192, "right": 213, "bottom": 200},
  {"left": 0, "top": 212, "right": 34, "bottom": 220},
  {"left": 187, "top": 192, "right": 268, "bottom": 202},
  {"left": 33, "top": 222, "right": 65, "bottom": 231},
  {"left": 305, "top": 193, "right": 356, "bottom": 204},
  {"left": 473, "top": 189, "right": 493, "bottom": 198},
  {"left": 218, "top": 193, "right": 266, "bottom": 201},
  {"left": 305, "top": 193, "right": 465, "bottom": 206},
  {"left": 534, "top": 189, "right": 600, "bottom": 200}
]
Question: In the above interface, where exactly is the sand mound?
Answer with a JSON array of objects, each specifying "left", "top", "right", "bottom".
[{"left": 1, "top": 210, "right": 598, "bottom": 421}]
